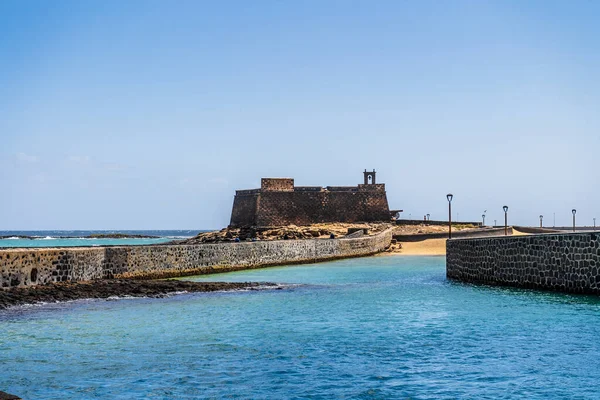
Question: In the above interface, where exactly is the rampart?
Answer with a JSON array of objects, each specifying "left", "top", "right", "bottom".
[
  {"left": 447, "top": 232, "right": 600, "bottom": 294},
  {"left": 230, "top": 171, "right": 392, "bottom": 228},
  {"left": 0, "top": 229, "right": 393, "bottom": 289}
]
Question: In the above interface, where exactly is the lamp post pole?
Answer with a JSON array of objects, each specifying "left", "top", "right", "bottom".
[
  {"left": 503, "top": 206, "right": 509, "bottom": 236},
  {"left": 539, "top": 215, "right": 543, "bottom": 228},
  {"left": 572, "top": 209, "right": 576, "bottom": 232},
  {"left": 427, "top": 213, "right": 430, "bottom": 221},
  {"left": 482, "top": 214, "right": 485, "bottom": 227},
  {"left": 447, "top": 194, "right": 453, "bottom": 239},
  {"left": 594, "top": 218, "right": 596, "bottom": 230}
]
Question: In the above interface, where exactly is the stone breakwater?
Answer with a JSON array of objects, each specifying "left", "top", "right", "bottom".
[
  {"left": 447, "top": 232, "right": 600, "bottom": 294},
  {"left": 0, "top": 229, "right": 393, "bottom": 289}
]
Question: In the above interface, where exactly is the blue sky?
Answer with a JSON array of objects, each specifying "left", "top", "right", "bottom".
[{"left": 2, "top": 0, "right": 599, "bottom": 229}]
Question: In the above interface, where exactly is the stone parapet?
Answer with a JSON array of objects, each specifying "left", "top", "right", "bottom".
[
  {"left": 0, "top": 229, "right": 393, "bottom": 289},
  {"left": 447, "top": 232, "right": 600, "bottom": 294}
]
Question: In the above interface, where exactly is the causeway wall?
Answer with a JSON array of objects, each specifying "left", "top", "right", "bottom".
[
  {"left": 395, "top": 227, "right": 511, "bottom": 242},
  {"left": 0, "top": 229, "right": 393, "bottom": 289},
  {"left": 447, "top": 232, "right": 600, "bottom": 294},
  {"left": 396, "top": 219, "right": 482, "bottom": 227}
]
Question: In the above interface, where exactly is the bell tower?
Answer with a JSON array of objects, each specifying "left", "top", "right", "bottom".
[{"left": 363, "top": 169, "right": 376, "bottom": 185}]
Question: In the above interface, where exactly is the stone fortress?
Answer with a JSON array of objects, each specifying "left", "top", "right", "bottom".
[{"left": 229, "top": 170, "right": 393, "bottom": 228}]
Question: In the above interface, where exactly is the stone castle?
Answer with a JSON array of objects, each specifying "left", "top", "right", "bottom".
[{"left": 229, "top": 170, "right": 392, "bottom": 228}]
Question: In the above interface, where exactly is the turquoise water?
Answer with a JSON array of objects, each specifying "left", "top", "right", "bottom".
[
  {"left": 0, "top": 230, "right": 199, "bottom": 248},
  {"left": 2, "top": 255, "right": 600, "bottom": 399},
  {"left": 0, "top": 237, "right": 175, "bottom": 247}
]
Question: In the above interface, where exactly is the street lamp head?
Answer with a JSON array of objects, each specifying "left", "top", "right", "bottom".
[
  {"left": 540, "top": 215, "right": 543, "bottom": 219},
  {"left": 572, "top": 209, "right": 577, "bottom": 215},
  {"left": 427, "top": 213, "right": 430, "bottom": 218},
  {"left": 503, "top": 205, "right": 508, "bottom": 213},
  {"left": 447, "top": 194, "right": 453, "bottom": 203}
]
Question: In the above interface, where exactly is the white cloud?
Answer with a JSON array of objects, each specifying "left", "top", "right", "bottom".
[
  {"left": 103, "top": 163, "right": 125, "bottom": 171},
  {"left": 68, "top": 155, "right": 91, "bottom": 164},
  {"left": 16, "top": 152, "right": 38, "bottom": 163}
]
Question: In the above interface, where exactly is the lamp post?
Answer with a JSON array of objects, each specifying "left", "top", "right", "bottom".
[
  {"left": 503, "top": 205, "right": 509, "bottom": 236},
  {"left": 594, "top": 218, "right": 596, "bottom": 230},
  {"left": 539, "top": 215, "right": 543, "bottom": 228},
  {"left": 447, "top": 194, "right": 453, "bottom": 239},
  {"left": 572, "top": 209, "right": 576, "bottom": 232},
  {"left": 482, "top": 214, "right": 485, "bottom": 227},
  {"left": 427, "top": 213, "right": 430, "bottom": 221}
]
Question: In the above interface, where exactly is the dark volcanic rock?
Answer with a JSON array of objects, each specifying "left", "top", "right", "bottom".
[
  {"left": 0, "top": 280, "right": 277, "bottom": 310},
  {"left": 0, "top": 391, "right": 21, "bottom": 400}
]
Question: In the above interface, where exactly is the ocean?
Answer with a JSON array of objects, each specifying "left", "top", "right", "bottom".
[
  {"left": 1, "top": 255, "right": 600, "bottom": 399},
  {"left": 0, "top": 230, "right": 201, "bottom": 248}
]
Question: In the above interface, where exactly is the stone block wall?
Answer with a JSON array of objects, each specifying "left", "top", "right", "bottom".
[
  {"left": 261, "top": 178, "right": 294, "bottom": 192},
  {"left": 230, "top": 192, "right": 259, "bottom": 227},
  {"left": 447, "top": 232, "right": 600, "bottom": 294},
  {"left": 253, "top": 190, "right": 390, "bottom": 227},
  {"left": 0, "top": 229, "right": 393, "bottom": 289},
  {"left": 229, "top": 175, "right": 392, "bottom": 228}
]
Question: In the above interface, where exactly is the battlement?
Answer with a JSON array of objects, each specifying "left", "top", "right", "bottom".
[
  {"left": 229, "top": 170, "right": 392, "bottom": 227},
  {"left": 235, "top": 189, "right": 261, "bottom": 196},
  {"left": 358, "top": 183, "right": 386, "bottom": 192},
  {"left": 326, "top": 186, "right": 358, "bottom": 192},
  {"left": 261, "top": 178, "right": 294, "bottom": 192},
  {"left": 294, "top": 186, "right": 324, "bottom": 192}
]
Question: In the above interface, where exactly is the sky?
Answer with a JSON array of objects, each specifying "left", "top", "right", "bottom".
[{"left": 1, "top": 0, "right": 599, "bottom": 230}]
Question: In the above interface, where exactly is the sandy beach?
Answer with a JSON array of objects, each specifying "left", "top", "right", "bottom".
[
  {"left": 385, "top": 238, "right": 447, "bottom": 256},
  {"left": 387, "top": 228, "right": 530, "bottom": 256}
]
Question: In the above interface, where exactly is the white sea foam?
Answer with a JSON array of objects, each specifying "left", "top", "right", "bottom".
[{"left": 106, "top": 295, "right": 138, "bottom": 301}]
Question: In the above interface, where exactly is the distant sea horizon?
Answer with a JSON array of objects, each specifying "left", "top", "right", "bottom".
[{"left": 0, "top": 230, "right": 208, "bottom": 248}]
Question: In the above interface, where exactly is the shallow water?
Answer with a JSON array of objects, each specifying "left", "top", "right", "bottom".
[{"left": 1, "top": 255, "right": 600, "bottom": 399}]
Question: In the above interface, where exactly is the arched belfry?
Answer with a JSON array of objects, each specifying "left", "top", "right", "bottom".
[{"left": 363, "top": 169, "right": 376, "bottom": 185}]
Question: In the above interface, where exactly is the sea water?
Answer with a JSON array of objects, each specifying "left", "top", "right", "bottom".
[
  {"left": 0, "top": 230, "right": 199, "bottom": 248},
  {"left": 1, "top": 256, "right": 600, "bottom": 399}
]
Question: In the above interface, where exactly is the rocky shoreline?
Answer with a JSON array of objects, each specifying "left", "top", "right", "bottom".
[
  {"left": 0, "top": 280, "right": 277, "bottom": 310},
  {"left": 176, "top": 222, "right": 391, "bottom": 244}
]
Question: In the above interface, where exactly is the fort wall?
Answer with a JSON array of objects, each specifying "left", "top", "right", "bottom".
[
  {"left": 230, "top": 172, "right": 392, "bottom": 228},
  {"left": 0, "top": 229, "right": 393, "bottom": 289},
  {"left": 446, "top": 232, "right": 600, "bottom": 294},
  {"left": 230, "top": 192, "right": 259, "bottom": 227},
  {"left": 251, "top": 190, "right": 390, "bottom": 227}
]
